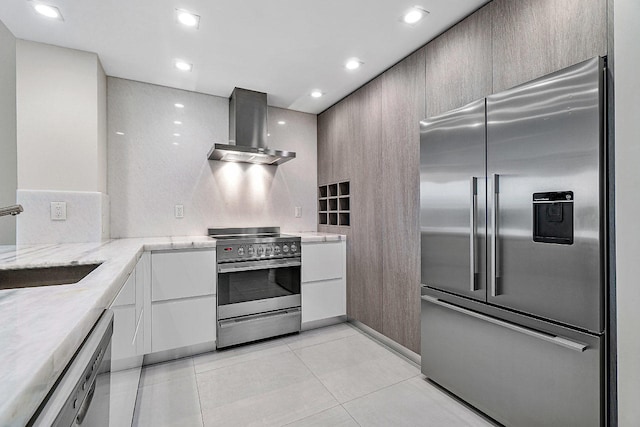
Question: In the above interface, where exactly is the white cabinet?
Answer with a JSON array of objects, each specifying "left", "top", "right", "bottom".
[
  {"left": 151, "top": 250, "right": 216, "bottom": 301},
  {"left": 110, "top": 253, "right": 148, "bottom": 371},
  {"left": 301, "top": 240, "right": 346, "bottom": 326},
  {"left": 151, "top": 296, "right": 216, "bottom": 353},
  {"left": 302, "top": 241, "right": 344, "bottom": 282},
  {"left": 150, "top": 249, "right": 216, "bottom": 354}
]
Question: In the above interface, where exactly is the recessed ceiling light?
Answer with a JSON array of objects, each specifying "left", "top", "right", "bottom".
[
  {"left": 174, "top": 103, "right": 184, "bottom": 108},
  {"left": 176, "top": 9, "right": 200, "bottom": 28},
  {"left": 175, "top": 60, "right": 193, "bottom": 72},
  {"left": 345, "top": 59, "right": 362, "bottom": 70},
  {"left": 403, "top": 7, "right": 428, "bottom": 24},
  {"left": 33, "top": 3, "right": 62, "bottom": 20},
  {"left": 310, "top": 90, "right": 323, "bottom": 98},
  {"left": 115, "top": 131, "right": 124, "bottom": 136},
  {"left": 277, "top": 121, "right": 286, "bottom": 125},
  {"left": 173, "top": 133, "right": 181, "bottom": 137},
  {"left": 173, "top": 142, "right": 180, "bottom": 146},
  {"left": 174, "top": 120, "right": 182, "bottom": 125}
]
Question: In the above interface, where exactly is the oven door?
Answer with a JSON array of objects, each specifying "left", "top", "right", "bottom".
[{"left": 217, "top": 258, "right": 301, "bottom": 320}]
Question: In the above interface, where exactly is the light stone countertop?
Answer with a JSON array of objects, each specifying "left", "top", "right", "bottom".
[
  {"left": 0, "top": 231, "right": 344, "bottom": 426},
  {"left": 0, "top": 236, "right": 217, "bottom": 427},
  {"left": 287, "top": 231, "right": 346, "bottom": 242}
]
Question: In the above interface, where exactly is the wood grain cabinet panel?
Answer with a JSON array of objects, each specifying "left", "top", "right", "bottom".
[
  {"left": 492, "top": 0, "right": 607, "bottom": 93},
  {"left": 346, "top": 80, "right": 384, "bottom": 333},
  {"left": 425, "top": 5, "right": 492, "bottom": 117},
  {"left": 317, "top": 107, "right": 334, "bottom": 185},
  {"left": 380, "top": 48, "right": 425, "bottom": 353}
]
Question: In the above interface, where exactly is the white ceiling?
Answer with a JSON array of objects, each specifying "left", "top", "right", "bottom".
[{"left": 0, "top": 0, "right": 488, "bottom": 114}]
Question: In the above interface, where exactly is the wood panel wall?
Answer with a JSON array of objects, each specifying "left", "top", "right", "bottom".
[
  {"left": 380, "top": 49, "right": 425, "bottom": 353},
  {"left": 317, "top": 0, "right": 607, "bottom": 354}
]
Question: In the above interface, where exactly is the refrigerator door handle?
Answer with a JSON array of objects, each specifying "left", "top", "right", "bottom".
[
  {"left": 421, "top": 296, "right": 588, "bottom": 352},
  {"left": 491, "top": 173, "right": 500, "bottom": 297},
  {"left": 470, "top": 177, "right": 478, "bottom": 291}
]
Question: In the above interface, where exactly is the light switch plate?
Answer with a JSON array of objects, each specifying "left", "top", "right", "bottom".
[
  {"left": 175, "top": 204, "right": 184, "bottom": 218},
  {"left": 51, "top": 202, "right": 67, "bottom": 221},
  {"left": 294, "top": 206, "right": 302, "bottom": 218}
]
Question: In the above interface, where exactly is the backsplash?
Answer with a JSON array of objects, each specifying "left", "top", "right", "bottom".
[
  {"left": 107, "top": 78, "right": 317, "bottom": 238},
  {"left": 16, "top": 190, "right": 109, "bottom": 244}
]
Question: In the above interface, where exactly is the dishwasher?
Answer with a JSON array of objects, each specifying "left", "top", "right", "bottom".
[{"left": 29, "top": 310, "right": 113, "bottom": 427}]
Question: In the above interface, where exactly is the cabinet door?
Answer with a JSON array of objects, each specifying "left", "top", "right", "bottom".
[
  {"left": 302, "top": 279, "right": 346, "bottom": 324},
  {"left": 301, "top": 242, "right": 343, "bottom": 282},
  {"left": 112, "top": 305, "right": 136, "bottom": 361},
  {"left": 151, "top": 296, "right": 216, "bottom": 353},
  {"left": 491, "top": 0, "right": 606, "bottom": 93},
  {"left": 151, "top": 249, "right": 216, "bottom": 301},
  {"left": 112, "top": 271, "right": 135, "bottom": 307}
]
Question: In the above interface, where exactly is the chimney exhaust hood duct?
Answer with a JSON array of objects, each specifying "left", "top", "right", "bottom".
[{"left": 208, "top": 88, "right": 296, "bottom": 165}]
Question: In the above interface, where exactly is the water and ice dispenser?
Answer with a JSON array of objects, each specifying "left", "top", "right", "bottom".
[{"left": 532, "top": 191, "right": 574, "bottom": 245}]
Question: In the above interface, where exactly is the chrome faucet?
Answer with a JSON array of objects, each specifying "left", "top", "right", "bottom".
[{"left": 0, "top": 204, "right": 23, "bottom": 217}]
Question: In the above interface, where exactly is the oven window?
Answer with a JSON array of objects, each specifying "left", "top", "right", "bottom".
[{"left": 218, "top": 266, "right": 301, "bottom": 306}]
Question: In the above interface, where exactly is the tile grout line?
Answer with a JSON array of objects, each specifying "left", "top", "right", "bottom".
[
  {"left": 189, "top": 357, "right": 207, "bottom": 427},
  {"left": 289, "top": 345, "right": 343, "bottom": 407},
  {"left": 193, "top": 343, "right": 292, "bottom": 375}
]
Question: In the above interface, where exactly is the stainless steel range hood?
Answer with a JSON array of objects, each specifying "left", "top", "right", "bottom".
[{"left": 208, "top": 88, "right": 296, "bottom": 165}]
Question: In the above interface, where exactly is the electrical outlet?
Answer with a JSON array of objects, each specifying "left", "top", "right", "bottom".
[
  {"left": 175, "top": 204, "right": 184, "bottom": 218},
  {"left": 50, "top": 202, "right": 67, "bottom": 221},
  {"left": 294, "top": 206, "right": 302, "bottom": 218}
]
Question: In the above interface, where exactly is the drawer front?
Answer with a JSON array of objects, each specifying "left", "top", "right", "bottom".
[
  {"left": 301, "top": 242, "right": 343, "bottom": 282},
  {"left": 151, "top": 250, "right": 216, "bottom": 302},
  {"left": 151, "top": 296, "right": 216, "bottom": 353},
  {"left": 302, "top": 278, "right": 346, "bottom": 323},
  {"left": 421, "top": 297, "right": 602, "bottom": 427}
]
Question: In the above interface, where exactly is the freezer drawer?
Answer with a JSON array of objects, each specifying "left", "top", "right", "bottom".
[{"left": 421, "top": 295, "right": 603, "bottom": 427}]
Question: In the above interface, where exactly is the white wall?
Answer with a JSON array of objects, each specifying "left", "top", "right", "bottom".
[
  {"left": 0, "top": 20, "right": 16, "bottom": 244},
  {"left": 108, "top": 78, "right": 317, "bottom": 237},
  {"left": 16, "top": 40, "right": 106, "bottom": 192},
  {"left": 614, "top": 0, "right": 640, "bottom": 424},
  {"left": 15, "top": 41, "right": 108, "bottom": 244}
]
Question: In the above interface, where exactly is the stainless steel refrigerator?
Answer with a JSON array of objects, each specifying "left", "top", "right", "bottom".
[{"left": 420, "top": 57, "right": 607, "bottom": 426}]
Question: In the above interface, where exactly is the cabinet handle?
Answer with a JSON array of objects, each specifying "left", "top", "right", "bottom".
[
  {"left": 218, "top": 308, "right": 301, "bottom": 328},
  {"left": 218, "top": 259, "right": 301, "bottom": 273},
  {"left": 490, "top": 173, "right": 500, "bottom": 297},
  {"left": 470, "top": 177, "right": 478, "bottom": 291},
  {"left": 421, "top": 295, "right": 587, "bottom": 352}
]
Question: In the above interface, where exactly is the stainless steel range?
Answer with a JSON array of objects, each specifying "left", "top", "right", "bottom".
[{"left": 209, "top": 227, "right": 301, "bottom": 348}]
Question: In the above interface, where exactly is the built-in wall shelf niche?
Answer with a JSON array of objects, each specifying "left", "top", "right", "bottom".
[{"left": 319, "top": 181, "right": 350, "bottom": 226}]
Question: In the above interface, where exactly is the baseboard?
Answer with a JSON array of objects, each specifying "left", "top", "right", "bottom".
[
  {"left": 302, "top": 315, "right": 347, "bottom": 331},
  {"left": 348, "top": 318, "right": 421, "bottom": 366},
  {"left": 143, "top": 341, "right": 216, "bottom": 366}
]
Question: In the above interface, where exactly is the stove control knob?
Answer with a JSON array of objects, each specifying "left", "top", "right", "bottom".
[
  {"left": 283, "top": 244, "right": 289, "bottom": 253},
  {"left": 257, "top": 246, "right": 265, "bottom": 256},
  {"left": 247, "top": 246, "right": 255, "bottom": 256},
  {"left": 291, "top": 244, "right": 297, "bottom": 253},
  {"left": 274, "top": 246, "right": 281, "bottom": 255},
  {"left": 237, "top": 247, "right": 245, "bottom": 256}
]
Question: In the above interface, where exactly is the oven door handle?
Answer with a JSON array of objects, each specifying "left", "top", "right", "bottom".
[{"left": 218, "top": 259, "right": 301, "bottom": 273}]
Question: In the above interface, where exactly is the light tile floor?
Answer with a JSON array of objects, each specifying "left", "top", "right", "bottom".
[{"left": 132, "top": 323, "right": 496, "bottom": 427}]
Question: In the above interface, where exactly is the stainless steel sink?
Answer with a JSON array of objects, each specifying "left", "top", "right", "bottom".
[{"left": 0, "top": 263, "right": 102, "bottom": 290}]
